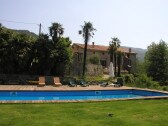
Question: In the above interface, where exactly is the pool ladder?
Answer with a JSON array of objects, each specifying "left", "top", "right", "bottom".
[
  {"left": 95, "top": 91, "right": 101, "bottom": 95},
  {"left": 10, "top": 92, "right": 18, "bottom": 96}
]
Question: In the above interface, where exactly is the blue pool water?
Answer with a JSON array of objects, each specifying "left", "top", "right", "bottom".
[{"left": 0, "top": 89, "right": 167, "bottom": 101}]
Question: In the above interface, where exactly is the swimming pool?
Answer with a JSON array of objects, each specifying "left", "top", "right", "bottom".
[{"left": 0, "top": 89, "right": 168, "bottom": 102}]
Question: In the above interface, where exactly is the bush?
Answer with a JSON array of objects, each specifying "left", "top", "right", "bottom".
[
  {"left": 149, "top": 81, "right": 160, "bottom": 89},
  {"left": 123, "top": 74, "right": 134, "bottom": 84},
  {"left": 162, "top": 86, "right": 168, "bottom": 91},
  {"left": 117, "top": 77, "right": 124, "bottom": 86},
  {"left": 89, "top": 55, "right": 100, "bottom": 65},
  {"left": 160, "top": 80, "right": 168, "bottom": 86},
  {"left": 124, "top": 73, "right": 167, "bottom": 91},
  {"left": 125, "top": 74, "right": 160, "bottom": 89}
]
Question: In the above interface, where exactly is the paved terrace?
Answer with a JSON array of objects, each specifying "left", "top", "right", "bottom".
[{"left": 0, "top": 85, "right": 132, "bottom": 91}]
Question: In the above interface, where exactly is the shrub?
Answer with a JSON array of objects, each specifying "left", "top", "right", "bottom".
[
  {"left": 162, "top": 86, "right": 168, "bottom": 91},
  {"left": 148, "top": 81, "right": 160, "bottom": 89},
  {"left": 117, "top": 77, "right": 124, "bottom": 86},
  {"left": 124, "top": 73, "right": 167, "bottom": 91},
  {"left": 89, "top": 55, "right": 100, "bottom": 65},
  {"left": 123, "top": 74, "right": 134, "bottom": 84},
  {"left": 132, "top": 74, "right": 159, "bottom": 89},
  {"left": 160, "top": 80, "right": 168, "bottom": 86}
]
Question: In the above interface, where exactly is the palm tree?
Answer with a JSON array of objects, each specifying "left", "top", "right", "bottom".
[
  {"left": 109, "top": 42, "right": 114, "bottom": 63},
  {"left": 117, "top": 51, "right": 123, "bottom": 77},
  {"left": 49, "top": 23, "right": 64, "bottom": 42},
  {"left": 109, "top": 37, "right": 120, "bottom": 76},
  {"left": 79, "top": 21, "right": 96, "bottom": 77}
]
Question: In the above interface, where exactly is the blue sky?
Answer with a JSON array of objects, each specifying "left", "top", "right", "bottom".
[{"left": 1, "top": 0, "right": 168, "bottom": 49}]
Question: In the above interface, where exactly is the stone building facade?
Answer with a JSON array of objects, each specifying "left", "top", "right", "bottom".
[{"left": 72, "top": 42, "right": 136, "bottom": 75}]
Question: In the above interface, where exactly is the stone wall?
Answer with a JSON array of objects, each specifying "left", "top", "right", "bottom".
[
  {"left": 86, "top": 64, "right": 103, "bottom": 76},
  {"left": 72, "top": 62, "right": 103, "bottom": 76}
]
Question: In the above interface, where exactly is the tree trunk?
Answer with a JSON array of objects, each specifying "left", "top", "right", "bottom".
[
  {"left": 110, "top": 52, "right": 114, "bottom": 62},
  {"left": 114, "top": 52, "right": 117, "bottom": 77},
  {"left": 117, "top": 53, "right": 121, "bottom": 77},
  {"left": 82, "top": 30, "right": 88, "bottom": 77}
]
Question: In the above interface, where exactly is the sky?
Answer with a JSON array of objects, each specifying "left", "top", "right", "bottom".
[{"left": 1, "top": 0, "right": 168, "bottom": 49}]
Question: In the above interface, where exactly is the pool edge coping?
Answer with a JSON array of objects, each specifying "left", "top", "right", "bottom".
[{"left": 0, "top": 88, "right": 168, "bottom": 103}]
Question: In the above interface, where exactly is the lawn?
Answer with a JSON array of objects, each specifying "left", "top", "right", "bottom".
[{"left": 0, "top": 99, "right": 168, "bottom": 126}]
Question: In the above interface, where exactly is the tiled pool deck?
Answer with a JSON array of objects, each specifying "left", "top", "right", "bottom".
[
  {"left": 0, "top": 85, "right": 168, "bottom": 103},
  {"left": 0, "top": 85, "right": 132, "bottom": 91}
]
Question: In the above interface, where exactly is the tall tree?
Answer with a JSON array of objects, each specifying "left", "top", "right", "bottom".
[
  {"left": 79, "top": 21, "right": 96, "bottom": 77},
  {"left": 0, "top": 26, "right": 35, "bottom": 74},
  {"left": 145, "top": 40, "right": 168, "bottom": 85},
  {"left": 0, "top": 23, "right": 72, "bottom": 76},
  {"left": 50, "top": 37, "right": 72, "bottom": 76},
  {"left": 34, "top": 31, "right": 72, "bottom": 76},
  {"left": 34, "top": 34, "right": 53, "bottom": 75},
  {"left": 117, "top": 51, "right": 122, "bottom": 77},
  {"left": 49, "top": 23, "right": 64, "bottom": 42},
  {"left": 109, "top": 37, "right": 120, "bottom": 76}
]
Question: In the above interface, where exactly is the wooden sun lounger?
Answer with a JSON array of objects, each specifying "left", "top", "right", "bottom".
[
  {"left": 53, "top": 77, "right": 62, "bottom": 86},
  {"left": 38, "top": 76, "right": 45, "bottom": 86}
]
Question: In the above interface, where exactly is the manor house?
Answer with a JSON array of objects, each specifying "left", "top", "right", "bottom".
[{"left": 72, "top": 42, "right": 136, "bottom": 75}]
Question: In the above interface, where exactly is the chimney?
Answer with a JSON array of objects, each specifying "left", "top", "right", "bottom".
[
  {"left": 92, "top": 42, "right": 95, "bottom": 48},
  {"left": 129, "top": 48, "right": 131, "bottom": 53}
]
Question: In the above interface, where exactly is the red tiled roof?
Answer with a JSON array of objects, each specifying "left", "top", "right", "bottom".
[{"left": 73, "top": 43, "right": 136, "bottom": 54}]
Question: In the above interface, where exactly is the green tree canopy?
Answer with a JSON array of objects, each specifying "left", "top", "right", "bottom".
[
  {"left": 145, "top": 40, "right": 168, "bottom": 85},
  {"left": 0, "top": 23, "right": 72, "bottom": 76},
  {"left": 0, "top": 26, "right": 35, "bottom": 74},
  {"left": 49, "top": 23, "right": 64, "bottom": 42}
]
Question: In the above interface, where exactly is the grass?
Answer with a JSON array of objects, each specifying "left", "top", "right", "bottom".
[{"left": 0, "top": 99, "right": 168, "bottom": 126}]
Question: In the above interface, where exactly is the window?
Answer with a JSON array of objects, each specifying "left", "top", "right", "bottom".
[
  {"left": 93, "top": 52, "right": 95, "bottom": 54},
  {"left": 102, "top": 52, "right": 105, "bottom": 55},
  {"left": 100, "top": 60, "right": 107, "bottom": 67}
]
